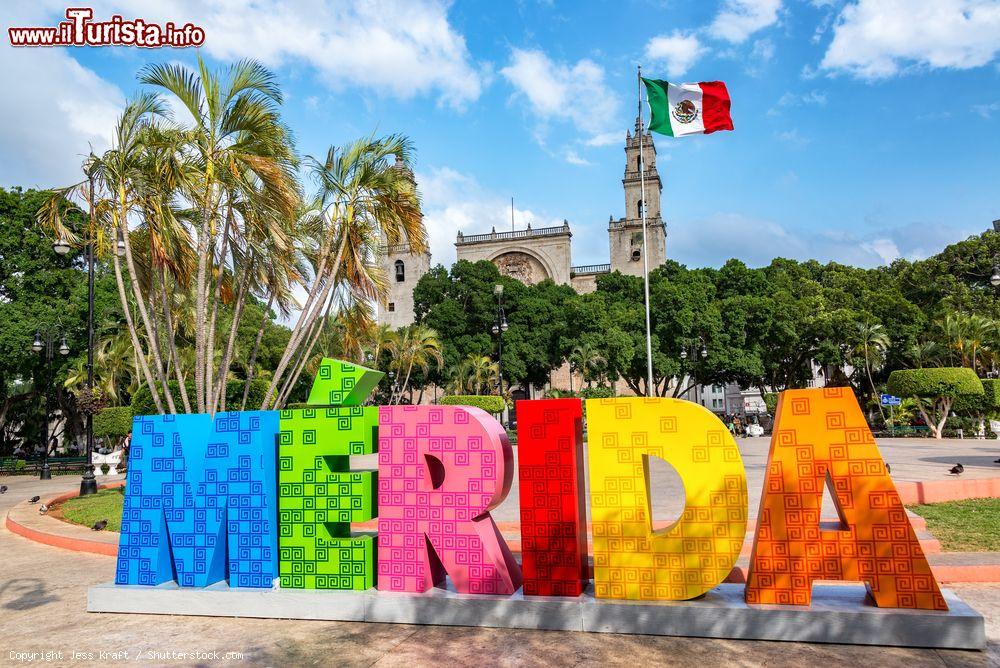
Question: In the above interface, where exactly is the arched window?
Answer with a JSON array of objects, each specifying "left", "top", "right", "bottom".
[
  {"left": 631, "top": 249, "right": 641, "bottom": 262},
  {"left": 394, "top": 260, "right": 405, "bottom": 282},
  {"left": 636, "top": 156, "right": 641, "bottom": 172},
  {"left": 637, "top": 199, "right": 644, "bottom": 218}
]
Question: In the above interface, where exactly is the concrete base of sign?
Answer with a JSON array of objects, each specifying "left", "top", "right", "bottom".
[{"left": 87, "top": 582, "right": 986, "bottom": 650}]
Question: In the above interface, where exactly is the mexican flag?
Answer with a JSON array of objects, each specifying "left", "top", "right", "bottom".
[{"left": 642, "top": 78, "right": 733, "bottom": 137}]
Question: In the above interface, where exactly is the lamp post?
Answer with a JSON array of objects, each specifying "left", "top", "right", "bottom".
[
  {"left": 32, "top": 327, "right": 69, "bottom": 480},
  {"left": 55, "top": 222, "right": 104, "bottom": 496},
  {"left": 678, "top": 337, "right": 708, "bottom": 402},
  {"left": 492, "top": 284, "right": 509, "bottom": 426}
]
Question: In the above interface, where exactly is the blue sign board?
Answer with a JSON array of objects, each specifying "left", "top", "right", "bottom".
[{"left": 880, "top": 394, "right": 902, "bottom": 407}]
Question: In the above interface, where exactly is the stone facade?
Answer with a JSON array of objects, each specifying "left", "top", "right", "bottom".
[
  {"left": 376, "top": 156, "right": 431, "bottom": 330},
  {"left": 375, "top": 118, "right": 668, "bottom": 327},
  {"left": 379, "top": 243, "right": 431, "bottom": 330},
  {"left": 455, "top": 222, "right": 573, "bottom": 286}
]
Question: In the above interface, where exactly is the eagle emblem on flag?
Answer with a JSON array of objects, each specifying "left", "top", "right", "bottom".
[{"left": 672, "top": 99, "right": 698, "bottom": 124}]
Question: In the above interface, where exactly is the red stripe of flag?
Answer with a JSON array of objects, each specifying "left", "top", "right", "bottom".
[{"left": 700, "top": 81, "right": 734, "bottom": 134}]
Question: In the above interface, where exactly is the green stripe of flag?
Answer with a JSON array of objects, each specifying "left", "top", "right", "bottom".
[{"left": 642, "top": 77, "right": 673, "bottom": 137}]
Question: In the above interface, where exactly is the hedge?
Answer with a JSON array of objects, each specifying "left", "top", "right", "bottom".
[
  {"left": 954, "top": 378, "right": 1000, "bottom": 416},
  {"left": 886, "top": 367, "right": 983, "bottom": 399},
  {"left": 131, "top": 379, "right": 270, "bottom": 415},
  {"left": 439, "top": 395, "right": 505, "bottom": 414},
  {"left": 93, "top": 406, "right": 134, "bottom": 438},
  {"left": 580, "top": 386, "right": 616, "bottom": 400}
]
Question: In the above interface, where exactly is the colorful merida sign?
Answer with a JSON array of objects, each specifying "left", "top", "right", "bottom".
[{"left": 115, "top": 359, "right": 946, "bottom": 611}]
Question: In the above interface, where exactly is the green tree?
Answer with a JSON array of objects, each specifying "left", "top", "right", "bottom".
[
  {"left": 0, "top": 188, "right": 121, "bottom": 455},
  {"left": 886, "top": 367, "right": 983, "bottom": 439}
]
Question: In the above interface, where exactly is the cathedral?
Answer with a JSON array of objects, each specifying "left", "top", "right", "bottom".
[{"left": 378, "top": 119, "right": 667, "bottom": 329}]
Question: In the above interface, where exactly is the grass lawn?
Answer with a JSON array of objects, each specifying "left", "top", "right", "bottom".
[
  {"left": 58, "top": 488, "right": 124, "bottom": 532},
  {"left": 907, "top": 497, "right": 1000, "bottom": 552}
]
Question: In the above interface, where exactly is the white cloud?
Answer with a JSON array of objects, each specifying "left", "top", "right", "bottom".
[
  {"left": 745, "top": 38, "right": 776, "bottom": 75},
  {"left": 708, "top": 0, "right": 783, "bottom": 44},
  {"left": 500, "top": 48, "right": 620, "bottom": 144},
  {"left": 821, "top": 0, "right": 1000, "bottom": 79},
  {"left": 584, "top": 131, "right": 622, "bottom": 147},
  {"left": 0, "top": 43, "right": 123, "bottom": 187},
  {"left": 52, "top": 0, "right": 486, "bottom": 108},
  {"left": 774, "top": 128, "right": 810, "bottom": 148},
  {"left": 563, "top": 150, "right": 592, "bottom": 166},
  {"left": 644, "top": 31, "right": 706, "bottom": 79},
  {"left": 416, "top": 167, "right": 565, "bottom": 268},
  {"left": 767, "top": 89, "right": 827, "bottom": 115},
  {"left": 669, "top": 213, "right": 975, "bottom": 268},
  {"left": 972, "top": 101, "right": 1000, "bottom": 118}
]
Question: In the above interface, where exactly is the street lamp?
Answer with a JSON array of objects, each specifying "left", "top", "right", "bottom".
[
  {"left": 53, "top": 235, "right": 71, "bottom": 256},
  {"left": 493, "top": 284, "right": 508, "bottom": 427},
  {"left": 32, "top": 326, "right": 69, "bottom": 480}
]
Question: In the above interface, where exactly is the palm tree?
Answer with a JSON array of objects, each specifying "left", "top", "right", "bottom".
[
  {"left": 391, "top": 325, "right": 443, "bottom": 404},
  {"left": 140, "top": 56, "right": 299, "bottom": 413},
  {"left": 38, "top": 95, "right": 176, "bottom": 413},
  {"left": 262, "top": 135, "right": 424, "bottom": 409},
  {"left": 847, "top": 320, "right": 890, "bottom": 421},
  {"left": 568, "top": 343, "right": 607, "bottom": 392},
  {"left": 449, "top": 354, "right": 499, "bottom": 396}
]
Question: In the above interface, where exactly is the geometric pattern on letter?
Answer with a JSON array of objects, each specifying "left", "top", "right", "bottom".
[
  {"left": 746, "top": 387, "right": 947, "bottom": 610},
  {"left": 115, "top": 410, "right": 280, "bottom": 588},
  {"left": 586, "top": 397, "right": 748, "bottom": 601},
  {"left": 277, "top": 400, "right": 378, "bottom": 590},
  {"left": 306, "top": 358, "right": 384, "bottom": 408},
  {"left": 516, "top": 398, "right": 588, "bottom": 597},
  {"left": 377, "top": 405, "right": 522, "bottom": 594}
]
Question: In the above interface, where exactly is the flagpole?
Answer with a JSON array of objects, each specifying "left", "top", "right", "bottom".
[{"left": 638, "top": 65, "right": 654, "bottom": 396}]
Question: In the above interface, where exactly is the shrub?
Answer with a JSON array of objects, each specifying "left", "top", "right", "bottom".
[
  {"left": 887, "top": 368, "right": 983, "bottom": 439},
  {"left": 439, "top": 395, "right": 505, "bottom": 414},
  {"left": 580, "top": 386, "right": 616, "bottom": 400},
  {"left": 886, "top": 368, "right": 983, "bottom": 399},
  {"left": 131, "top": 379, "right": 270, "bottom": 415},
  {"left": 93, "top": 406, "right": 134, "bottom": 439},
  {"left": 954, "top": 378, "right": 1000, "bottom": 417},
  {"left": 763, "top": 393, "right": 778, "bottom": 415}
]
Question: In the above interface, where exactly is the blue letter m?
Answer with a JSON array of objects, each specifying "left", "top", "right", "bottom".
[{"left": 115, "top": 411, "right": 279, "bottom": 588}]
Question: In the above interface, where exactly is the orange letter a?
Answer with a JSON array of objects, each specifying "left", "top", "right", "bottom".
[{"left": 746, "top": 388, "right": 946, "bottom": 610}]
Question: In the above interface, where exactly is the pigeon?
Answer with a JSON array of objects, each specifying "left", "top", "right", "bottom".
[
  {"left": 0, "top": 485, "right": 7, "bottom": 494},
  {"left": 994, "top": 458, "right": 1000, "bottom": 464},
  {"left": 91, "top": 519, "right": 108, "bottom": 531},
  {"left": 29, "top": 496, "right": 40, "bottom": 504},
  {"left": 38, "top": 504, "right": 48, "bottom": 515},
  {"left": 948, "top": 463, "right": 964, "bottom": 475}
]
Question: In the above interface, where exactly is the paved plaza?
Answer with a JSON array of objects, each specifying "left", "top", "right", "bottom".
[{"left": 0, "top": 437, "right": 998, "bottom": 666}]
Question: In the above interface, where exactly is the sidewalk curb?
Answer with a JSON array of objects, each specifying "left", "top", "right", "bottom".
[{"left": 4, "top": 481, "right": 125, "bottom": 557}]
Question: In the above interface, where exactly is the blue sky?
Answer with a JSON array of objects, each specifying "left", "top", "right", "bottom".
[{"left": 2, "top": 0, "right": 999, "bottom": 269}]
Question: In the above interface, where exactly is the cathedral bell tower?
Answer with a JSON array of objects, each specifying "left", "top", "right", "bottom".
[
  {"left": 376, "top": 155, "right": 430, "bottom": 329},
  {"left": 608, "top": 117, "right": 667, "bottom": 275}
]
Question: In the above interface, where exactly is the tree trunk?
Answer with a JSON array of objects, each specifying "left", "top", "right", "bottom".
[
  {"left": 278, "top": 296, "right": 334, "bottom": 407},
  {"left": 264, "top": 239, "right": 345, "bottom": 409},
  {"left": 111, "top": 251, "right": 163, "bottom": 413},
  {"left": 159, "top": 269, "right": 192, "bottom": 413},
  {"left": 193, "top": 180, "right": 217, "bottom": 413},
  {"left": 211, "top": 266, "right": 252, "bottom": 413},
  {"left": 205, "top": 203, "right": 235, "bottom": 415},
  {"left": 119, "top": 214, "right": 176, "bottom": 413},
  {"left": 241, "top": 293, "right": 274, "bottom": 411}
]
